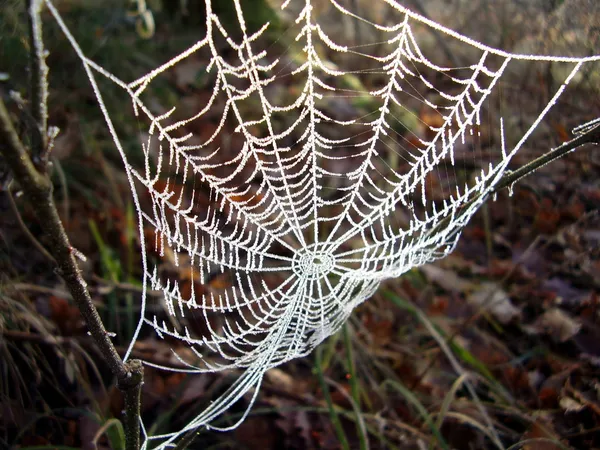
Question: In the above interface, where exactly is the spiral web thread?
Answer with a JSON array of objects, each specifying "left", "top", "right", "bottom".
[{"left": 44, "top": 0, "right": 599, "bottom": 447}]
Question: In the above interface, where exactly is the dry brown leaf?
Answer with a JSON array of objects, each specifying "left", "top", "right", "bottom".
[
  {"left": 420, "top": 264, "right": 473, "bottom": 293},
  {"left": 522, "top": 420, "right": 564, "bottom": 450},
  {"left": 468, "top": 283, "right": 521, "bottom": 324},
  {"left": 265, "top": 368, "right": 296, "bottom": 393},
  {"left": 559, "top": 395, "right": 585, "bottom": 413},
  {"left": 525, "top": 308, "right": 582, "bottom": 342}
]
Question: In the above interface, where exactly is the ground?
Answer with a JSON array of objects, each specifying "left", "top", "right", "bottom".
[{"left": 0, "top": 1, "right": 599, "bottom": 449}]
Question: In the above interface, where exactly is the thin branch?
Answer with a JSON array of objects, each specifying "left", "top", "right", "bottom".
[
  {"left": 52, "top": 157, "right": 70, "bottom": 223},
  {"left": 26, "top": 0, "right": 49, "bottom": 163},
  {"left": 0, "top": 78, "right": 142, "bottom": 450},
  {"left": 425, "top": 118, "right": 600, "bottom": 241},
  {"left": 495, "top": 118, "right": 600, "bottom": 191},
  {"left": 0, "top": 95, "right": 126, "bottom": 377},
  {"left": 1, "top": 93, "right": 144, "bottom": 450},
  {"left": 120, "top": 360, "right": 144, "bottom": 450}
]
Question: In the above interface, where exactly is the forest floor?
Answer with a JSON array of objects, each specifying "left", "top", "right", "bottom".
[{"left": 1, "top": 1, "right": 599, "bottom": 449}]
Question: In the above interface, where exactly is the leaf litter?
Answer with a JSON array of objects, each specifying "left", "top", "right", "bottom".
[{"left": 1, "top": 0, "right": 600, "bottom": 448}]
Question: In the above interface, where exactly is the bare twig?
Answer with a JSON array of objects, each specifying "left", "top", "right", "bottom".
[
  {"left": 26, "top": 0, "right": 49, "bottom": 164},
  {"left": 120, "top": 359, "right": 144, "bottom": 450},
  {"left": 52, "top": 157, "right": 70, "bottom": 223},
  {"left": 0, "top": 91, "right": 129, "bottom": 379},
  {"left": 425, "top": 118, "right": 600, "bottom": 243},
  {"left": 0, "top": 93, "right": 144, "bottom": 450},
  {"left": 0, "top": 4, "right": 144, "bottom": 447},
  {"left": 495, "top": 118, "right": 600, "bottom": 191}
]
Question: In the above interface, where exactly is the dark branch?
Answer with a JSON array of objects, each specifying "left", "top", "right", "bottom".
[
  {"left": 495, "top": 118, "right": 600, "bottom": 192},
  {"left": 26, "top": 0, "right": 49, "bottom": 165},
  {"left": 0, "top": 92, "right": 143, "bottom": 450},
  {"left": 423, "top": 118, "right": 600, "bottom": 242},
  {"left": 0, "top": 94, "right": 127, "bottom": 380},
  {"left": 0, "top": 4, "right": 144, "bottom": 445}
]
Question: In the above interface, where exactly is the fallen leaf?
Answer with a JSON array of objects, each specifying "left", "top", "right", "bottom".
[
  {"left": 427, "top": 295, "right": 449, "bottom": 316},
  {"left": 525, "top": 308, "right": 582, "bottom": 342},
  {"left": 468, "top": 283, "right": 521, "bottom": 324},
  {"left": 48, "top": 295, "right": 83, "bottom": 334},
  {"left": 179, "top": 374, "right": 211, "bottom": 406},
  {"left": 265, "top": 368, "right": 296, "bottom": 394},
  {"left": 420, "top": 264, "right": 473, "bottom": 293},
  {"left": 534, "top": 198, "right": 561, "bottom": 234},
  {"left": 551, "top": 121, "right": 570, "bottom": 142},
  {"left": 559, "top": 395, "right": 585, "bottom": 413},
  {"left": 538, "top": 387, "right": 559, "bottom": 408},
  {"left": 522, "top": 420, "right": 563, "bottom": 450},
  {"left": 271, "top": 397, "right": 313, "bottom": 449},
  {"left": 209, "top": 273, "right": 232, "bottom": 290},
  {"left": 235, "top": 416, "right": 279, "bottom": 449}
]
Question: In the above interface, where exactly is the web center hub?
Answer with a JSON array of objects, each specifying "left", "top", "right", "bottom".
[{"left": 292, "top": 247, "right": 335, "bottom": 281}]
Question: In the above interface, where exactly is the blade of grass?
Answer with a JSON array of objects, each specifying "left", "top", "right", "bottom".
[
  {"left": 448, "top": 339, "right": 495, "bottom": 381},
  {"left": 320, "top": 327, "right": 341, "bottom": 371},
  {"left": 89, "top": 218, "right": 122, "bottom": 337},
  {"left": 342, "top": 323, "right": 369, "bottom": 450},
  {"left": 385, "top": 291, "right": 495, "bottom": 380},
  {"left": 342, "top": 324, "right": 360, "bottom": 404},
  {"left": 430, "top": 373, "right": 469, "bottom": 450},
  {"left": 434, "top": 372, "right": 468, "bottom": 432},
  {"left": 325, "top": 373, "right": 370, "bottom": 450},
  {"left": 382, "top": 379, "right": 450, "bottom": 450},
  {"left": 505, "top": 438, "right": 570, "bottom": 450},
  {"left": 315, "top": 346, "right": 351, "bottom": 450},
  {"left": 212, "top": 404, "right": 403, "bottom": 450},
  {"left": 89, "top": 219, "right": 122, "bottom": 283},
  {"left": 443, "top": 412, "right": 505, "bottom": 447},
  {"left": 93, "top": 417, "right": 126, "bottom": 450},
  {"left": 336, "top": 411, "right": 401, "bottom": 450},
  {"left": 385, "top": 291, "right": 505, "bottom": 450}
]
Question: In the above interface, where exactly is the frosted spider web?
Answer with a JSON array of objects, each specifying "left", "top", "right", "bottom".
[{"left": 43, "top": 0, "right": 599, "bottom": 448}]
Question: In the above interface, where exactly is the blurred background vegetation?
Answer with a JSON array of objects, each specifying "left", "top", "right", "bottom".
[{"left": 1, "top": 1, "right": 599, "bottom": 449}]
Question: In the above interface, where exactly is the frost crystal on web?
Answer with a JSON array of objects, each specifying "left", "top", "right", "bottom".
[{"left": 43, "top": 0, "right": 599, "bottom": 447}]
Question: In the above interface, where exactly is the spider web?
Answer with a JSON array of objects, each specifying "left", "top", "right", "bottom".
[{"left": 43, "top": 0, "right": 599, "bottom": 448}]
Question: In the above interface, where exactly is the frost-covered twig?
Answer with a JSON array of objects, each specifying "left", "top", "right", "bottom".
[
  {"left": 26, "top": 0, "right": 48, "bottom": 165},
  {"left": 495, "top": 118, "right": 600, "bottom": 192},
  {"left": 425, "top": 118, "right": 600, "bottom": 243},
  {"left": 0, "top": 93, "right": 144, "bottom": 450},
  {"left": 0, "top": 4, "right": 144, "bottom": 449}
]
